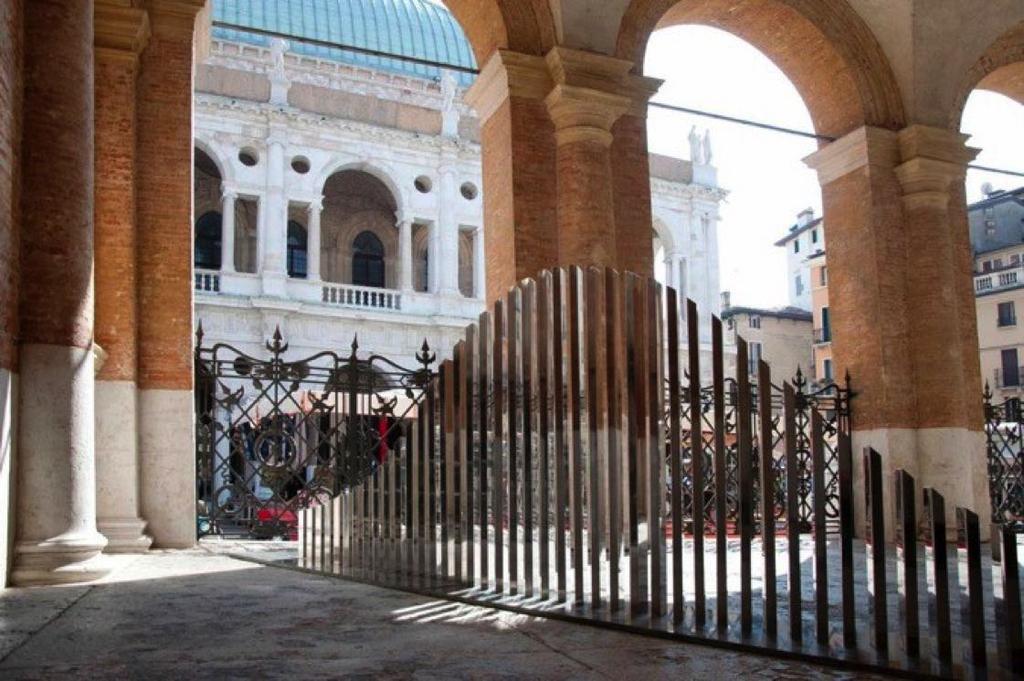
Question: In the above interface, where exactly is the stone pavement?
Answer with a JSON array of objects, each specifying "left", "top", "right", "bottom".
[{"left": 0, "top": 547, "right": 894, "bottom": 680}]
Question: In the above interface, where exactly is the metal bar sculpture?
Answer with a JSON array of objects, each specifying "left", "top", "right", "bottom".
[{"left": 291, "top": 266, "right": 1023, "bottom": 680}]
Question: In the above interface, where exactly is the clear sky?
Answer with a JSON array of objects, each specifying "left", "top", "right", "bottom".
[{"left": 644, "top": 25, "right": 1024, "bottom": 309}]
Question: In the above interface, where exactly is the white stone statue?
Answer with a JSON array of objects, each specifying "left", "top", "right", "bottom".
[
  {"left": 688, "top": 125, "right": 703, "bottom": 165},
  {"left": 702, "top": 129, "right": 713, "bottom": 166},
  {"left": 440, "top": 69, "right": 460, "bottom": 138},
  {"left": 268, "top": 38, "right": 291, "bottom": 106}
]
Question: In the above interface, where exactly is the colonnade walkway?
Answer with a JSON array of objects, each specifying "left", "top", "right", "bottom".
[{"left": 0, "top": 546, "right": 890, "bottom": 679}]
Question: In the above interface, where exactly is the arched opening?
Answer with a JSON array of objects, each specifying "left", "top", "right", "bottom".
[
  {"left": 352, "top": 230, "right": 386, "bottom": 289},
  {"left": 320, "top": 169, "right": 398, "bottom": 287},
  {"left": 194, "top": 211, "right": 222, "bottom": 271},
  {"left": 287, "top": 220, "right": 308, "bottom": 279}
]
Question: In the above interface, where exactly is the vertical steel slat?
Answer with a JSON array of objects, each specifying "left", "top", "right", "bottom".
[
  {"left": 507, "top": 288, "right": 521, "bottom": 595},
  {"left": 712, "top": 316, "right": 727, "bottom": 633},
  {"left": 380, "top": 451, "right": 389, "bottom": 574},
  {"left": 785, "top": 383, "right": 802, "bottom": 645},
  {"left": 464, "top": 325, "right": 476, "bottom": 586},
  {"left": 837, "top": 430, "right": 855, "bottom": 649},
  {"left": 687, "top": 298, "right": 705, "bottom": 630},
  {"left": 810, "top": 410, "right": 829, "bottom": 647},
  {"left": 606, "top": 269, "right": 624, "bottom": 613},
  {"left": 404, "top": 421, "right": 413, "bottom": 578},
  {"left": 625, "top": 275, "right": 644, "bottom": 616},
  {"left": 453, "top": 344, "right": 464, "bottom": 582},
  {"left": 957, "top": 507, "right": 986, "bottom": 669},
  {"left": 647, "top": 280, "right": 666, "bottom": 619},
  {"left": 310, "top": 501, "right": 317, "bottom": 570},
  {"left": 373, "top": 450, "right": 381, "bottom": 572},
  {"left": 538, "top": 273, "right": 552, "bottom": 599},
  {"left": 666, "top": 286, "right": 684, "bottom": 625},
  {"left": 998, "top": 523, "right": 1023, "bottom": 670},
  {"left": 427, "top": 379, "right": 438, "bottom": 582},
  {"left": 444, "top": 358, "right": 457, "bottom": 581},
  {"left": 865, "top": 447, "right": 887, "bottom": 657},
  {"left": 522, "top": 281, "right": 536, "bottom": 598},
  {"left": 440, "top": 362, "right": 450, "bottom": 579},
  {"left": 894, "top": 469, "right": 919, "bottom": 658},
  {"left": 736, "top": 337, "right": 754, "bottom": 636},
  {"left": 924, "top": 488, "right": 951, "bottom": 665},
  {"left": 758, "top": 359, "right": 777, "bottom": 639},
  {"left": 568, "top": 267, "right": 585, "bottom": 605},
  {"left": 412, "top": 407, "right": 422, "bottom": 579},
  {"left": 389, "top": 443, "right": 398, "bottom": 575},
  {"left": 478, "top": 311, "right": 491, "bottom": 588},
  {"left": 553, "top": 270, "right": 568, "bottom": 602},
  {"left": 586, "top": 267, "right": 605, "bottom": 609},
  {"left": 493, "top": 298, "right": 506, "bottom": 593}
]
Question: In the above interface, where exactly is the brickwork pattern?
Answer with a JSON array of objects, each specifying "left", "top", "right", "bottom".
[
  {"left": 19, "top": 0, "right": 95, "bottom": 350},
  {"left": 136, "top": 13, "right": 196, "bottom": 391},
  {"left": 95, "top": 54, "right": 139, "bottom": 382},
  {"left": 612, "top": 113, "right": 654, "bottom": 279},
  {"left": 0, "top": 0, "right": 22, "bottom": 371},
  {"left": 555, "top": 136, "right": 617, "bottom": 269}
]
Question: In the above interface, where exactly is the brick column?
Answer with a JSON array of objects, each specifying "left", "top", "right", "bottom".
[
  {"left": 0, "top": 0, "right": 23, "bottom": 588},
  {"left": 544, "top": 48, "right": 633, "bottom": 270},
  {"left": 805, "top": 125, "right": 988, "bottom": 537},
  {"left": 136, "top": 0, "right": 205, "bottom": 549},
  {"left": 465, "top": 50, "right": 558, "bottom": 304},
  {"left": 13, "top": 0, "right": 109, "bottom": 585},
  {"left": 93, "top": 1, "right": 152, "bottom": 554},
  {"left": 611, "top": 94, "right": 660, "bottom": 279}
]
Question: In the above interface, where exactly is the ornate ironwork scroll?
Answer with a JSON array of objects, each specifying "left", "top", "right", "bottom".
[
  {"left": 194, "top": 324, "right": 434, "bottom": 539},
  {"left": 983, "top": 385, "right": 1024, "bottom": 532}
]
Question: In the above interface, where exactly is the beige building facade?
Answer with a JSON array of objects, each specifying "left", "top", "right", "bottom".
[{"left": 722, "top": 301, "right": 813, "bottom": 384}]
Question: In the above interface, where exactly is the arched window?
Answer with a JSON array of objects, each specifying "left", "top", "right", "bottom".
[
  {"left": 194, "top": 211, "right": 222, "bottom": 270},
  {"left": 287, "top": 220, "right": 307, "bottom": 279},
  {"left": 352, "top": 230, "right": 386, "bottom": 288}
]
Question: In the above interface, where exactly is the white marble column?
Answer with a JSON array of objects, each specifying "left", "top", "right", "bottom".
[
  {"left": 427, "top": 222, "right": 441, "bottom": 294},
  {"left": 663, "top": 252, "right": 677, "bottom": 290},
  {"left": 397, "top": 215, "right": 413, "bottom": 292},
  {"left": 307, "top": 198, "right": 322, "bottom": 280},
  {"left": 437, "top": 164, "right": 461, "bottom": 296},
  {"left": 221, "top": 188, "right": 236, "bottom": 274},
  {"left": 261, "top": 129, "right": 288, "bottom": 296},
  {"left": 473, "top": 226, "right": 486, "bottom": 300}
]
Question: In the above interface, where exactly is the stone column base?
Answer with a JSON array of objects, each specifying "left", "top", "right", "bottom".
[
  {"left": 98, "top": 517, "right": 152, "bottom": 553},
  {"left": 12, "top": 530, "right": 110, "bottom": 586}
]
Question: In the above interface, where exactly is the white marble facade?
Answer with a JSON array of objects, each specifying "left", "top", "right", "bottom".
[{"left": 192, "top": 35, "right": 727, "bottom": 368}]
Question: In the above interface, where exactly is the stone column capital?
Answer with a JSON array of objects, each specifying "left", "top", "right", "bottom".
[
  {"left": 464, "top": 49, "right": 552, "bottom": 122},
  {"left": 544, "top": 84, "right": 631, "bottom": 146},
  {"left": 894, "top": 125, "right": 980, "bottom": 210},
  {"left": 221, "top": 185, "right": 238, "bottom": 202},
  {"left": 803, "top": 126, "right": 900, "bottom": 185},
  {"left": 142, "top": 0, "right": 207, "bottom": 38},
  {"left": 307, "top": 196, "right": 323, "bottom": 213},
  {"left": 95, "top": 2, "right": 151, "bottom": 64}
]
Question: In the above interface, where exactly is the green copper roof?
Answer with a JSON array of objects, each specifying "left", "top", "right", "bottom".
[{"left": 213, "top": 0, "right": 477, "bottom": 85}]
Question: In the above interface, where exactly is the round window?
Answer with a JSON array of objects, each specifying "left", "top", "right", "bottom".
[
  {"left": 460, "top": 182, "right": 478, "bottom": 200},
  {"left": 290, "top": 156, "right": 310, "bottom": 174},
  {"left": 238, "top": 148, "right": 259, "bottom": 167},
  {"left": 414, "top": 176, "right": 433, "bottom": 194}
]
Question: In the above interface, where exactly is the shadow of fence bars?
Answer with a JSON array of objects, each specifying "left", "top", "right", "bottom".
[{"left": 296, "top": 266, "right": 1023, "bottom": 679}]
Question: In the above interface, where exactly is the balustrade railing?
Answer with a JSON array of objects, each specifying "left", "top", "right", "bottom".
[
  {"left": 194, "top": 270, "right": 221, "bottom": 292},
  {"left": 322, "top": 283, "right": 402, "bottom": 311},
  {"left": 976, "top": 265, "right": 1024, "bottom": 294},
  {"left": 290, "top": 266, "right": 1021, "bottom": 678}
]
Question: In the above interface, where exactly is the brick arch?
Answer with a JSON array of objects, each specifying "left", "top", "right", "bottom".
[
  {"left": 615, "top": 0, "right": 905, "bottom": 139},
  {"left": 440, "top": 0, "right": 556, "bottom": 63},
  {"left": 951, "top": 21, "right": 1024, "bottom": 130}
]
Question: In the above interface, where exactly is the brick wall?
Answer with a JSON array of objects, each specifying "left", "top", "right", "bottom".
[
  {"left": 0, "top": 0, "right": 22, "bottom": 371},
  {"left": 95, "top": 54, "right": 139, "bottom": 382},
  {"left": 612, "top": 113, "right": 654, "bottom": 279}
]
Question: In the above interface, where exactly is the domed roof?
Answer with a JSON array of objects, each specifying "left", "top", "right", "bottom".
[{"left": 213, "top": 0, "right": 477, "bottom": 85}]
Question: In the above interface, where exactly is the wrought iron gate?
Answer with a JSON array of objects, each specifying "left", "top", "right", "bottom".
[
  {"left": 983, "top": 386, "right": 1024, "bottom": 532},
  {"left": 194, "top": 325, "right": 435, "bottom": 539}
]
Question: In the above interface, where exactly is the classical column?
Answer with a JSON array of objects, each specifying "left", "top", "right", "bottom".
[
  {"left": 663, "top": 251, "right": 677, "bottom": 290},
  {"left": 13, "top": 0, "right": 109, "bottom": 584},
  {"left": 464, "top": 50, "right": 558, "bottom": 303},
  {"left": 426, "top": 222, "right": 441, "bottom": 294},
  {"left": 261, "top": 126, "right": 288, "bottom": 296},
  {"left": 93, "top": 0, "right": 152, "bottom": 554},
  {"left": 136, "top": 0, "right": 205, "bottom": 549},
  {"left": 805, "top": 125, "right": 988, "bottom": 538},
  {"left": 544, "top": 47, "right": 633, "bottom": 269},
  {"left": 437, "top": 162, "right": 461, "bottom": 296},
  {"left": 473, "top": 226, "right": 486, "bottom": 299},
  {"left": 220, "top": 187, "right": 236, "bottom": 274},
  {"left": 307, "top": 197, "right": 322, "bottom": 281},
  {"left": 397, "top": 214, "right": 413, "bottom": 292}
]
